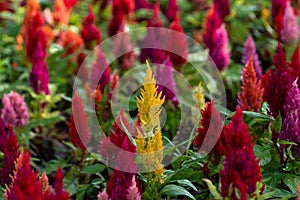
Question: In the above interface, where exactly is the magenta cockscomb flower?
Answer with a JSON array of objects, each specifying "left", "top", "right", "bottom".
[
  {"left": 165, "top": 0, "right": 178, "bottom": 22},
  {"left": 29, "top": 41, "right": 50, "bottom": 95},
  {"left": 221, "top": 108, "right": 263, "bottom": 200},
  {"left": 1, "top": 91, "right": 29, "bottom": 127},
  {"left": 242, "top": 36, "right": 263, "bottom": 77},
  {"left": 281, "top": 1, "right": 299, "bottom": 45},
  {"left": 209, "top": 24, "right": 230, "bottom": 71},
  {"left": 279, "top": 81, "right": 300, "bottom": 158},
  {"left": 213, "top": 0, "right": 230, "bottom": 19},
  {"left": 97, "top": 190, "right": 109, "bottom": 200},
  {"left": 156, "top": 57, "right": 179, "bottom": 106}
]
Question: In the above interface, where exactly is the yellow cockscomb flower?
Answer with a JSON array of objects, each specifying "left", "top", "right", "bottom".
[
  {"left": 195, "top": 82, "right": 206, "bottom": 111},
  {"left": 136, "top": 61, "right": 165, "bottom": 178}
]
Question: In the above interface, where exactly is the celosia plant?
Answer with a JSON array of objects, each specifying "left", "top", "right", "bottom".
[
  {"left": 1, "top": 91, "right": 29, "bottom": 127},
  {"left": 238, "top": 56, "right": 264, "bottom": 112},
  {"left": 136, "top": 62, "right": 165, "bottom": 178},
  {"left": 220, "top": 108, "right": 264, "bottom": 200}
]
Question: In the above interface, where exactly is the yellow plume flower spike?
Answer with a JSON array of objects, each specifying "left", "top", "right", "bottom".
[
  {"left": 136, "top": 61, "right": 165, "bottom": 179},
  {"left": 195, "top": 82, "right": 206, "bottom": 110}
]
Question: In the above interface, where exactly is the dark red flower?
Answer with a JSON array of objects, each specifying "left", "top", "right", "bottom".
[
  {"left": 81, "top": 8, "right": 102, "bottom": 50},
  {"left": 263, "top": 43, "right": 293, "bottom": 117},
  {"left": 51, "top": 167, "right": 70, "bottom": 200},
  {"left": 238, "top": 56, "right": 264, "bottom": 112},
  {"left": 166, "top": 15, "right": 188, "bottom": 70},
  {"left": 220, "top": 108, "right": 263, "bottom": 200},
  {"left": 165, "top": 0, "right": 178, "bottom": 22},
  {"left": 213, "top": 0, "right": 230, "bottom": 19},
  {"left": 193, "top": 100, "right": 224, "bottom": 157},
  {"left": 63, "top": 0, "right": 77, "bottom": 9},
  {"left": 75, "top": 52, "right": 89, "bottom": 83},
  {"left": 288, "top": 44, "right": 300, "bottom": 83},
  {"left": 0, "top": 124, "right": 19, "bottom": 185},
  {"left": 5, "top": 149, "right": 43, "bottom": 200},
  {"left": 69, "top": 92, "right": 90, "bottom": 151}
]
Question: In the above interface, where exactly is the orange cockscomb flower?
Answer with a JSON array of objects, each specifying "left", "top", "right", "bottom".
[
  {"left": 58, "top": 29, "right": 83, "bottom": 56},
  {"left": 52, "top": 0, "right": 70, "bottom": 25},
  {"left": 238, "top": 56, "right": 264, "bottom": 112}
]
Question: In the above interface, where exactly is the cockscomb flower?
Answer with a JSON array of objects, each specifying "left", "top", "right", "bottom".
[
  {"left": 136, "top": 62, "right": 165, "bottom": 177},
  {"left": 97, "top": 190, "right": 109, "bottom": 200},
  {"left": 281, "top": 1, "right": 299, "bottom": 45},
  {"left": 63, "top": 0, "right": 77, "bottom": 9},
  {"left": 242, "top": 35, "right": 263, "bottom": 77},
  {"left": 213, "top": 0, "right": 230, "bottom": 19},
  {"left": 166, "top": 15, "right": 188, "bottom": 71},
  {"left": 289, "top": 45, "right": 300, "bottom": 83},
  {"left": 195, "top": 82, "right": 206, "bottom": 111},
  {"left": 165, "top": 0, "right": 178, "bottom": 22},
  {"left": 69, "top": 92, "right": 90, "bottom": 151},
  {"left": 5, "top": 149, "right": 43, "bottom": 199},
  {"left": 91, "top": 49, "right": 111, "bottom": 92},
  {"left": 220, "top": 108, "right": 263, "bottom": 200},
  {"left": 58, "top": 29, "right": 83, "bottom": 57},
  {"left": 134, "top": 0, "right": 154, "bottom": 10},
  {"left": 0, "top": 124, "right": 19, "bottom": 185},
  {"left": 0, "top": 0, "right": 13, "bottom": 13},
  {"left": 30, "top": 41, "right": 50, "bottom": 95},
  {"left": 81, "top": 8, "right": 102, "bottom": 50},
  {"left": 126, "top": 176, "right": 142, "bottom": 200},
  {"left": 52, "top": 0, "right": 70, "bottom": 25},
  {"left": 39, "top": 172, "right": 52, "bottom": 194},
  {"left": 278, "top": 81, "right": 300, "bottom": 158},
  {"left": 271, "top": 0, "right": 286, "bottom": 34},
  {"left": 75, "top": 52, "right": 89, "bottom": 83},
  {"left": 156, "top": 57, "right": 179, "bottom": 106},
  {"left": 209, "top": 24, "right": 230, "bottom": 71},
  {"left": 193, "top": 100, "right": 224, "bottom": 157},
  {"left": 1, "top": 91, "right": 29, "bottom": 127},
  {"left": 21, "top": 0, "right": 41, "bottom": 40},
  {"left": 140, "top": 5, "right": 167, "bottom": 64},
  {"left": 263, "top": 43, "right": 293, "bottom": 117},
  {"left": 238, "top": 56, "right": 264, "bottom": 112}
]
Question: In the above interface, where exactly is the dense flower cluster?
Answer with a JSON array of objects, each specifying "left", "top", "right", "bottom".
[
  {"left": 238, "top": 56, "right": 264, "bottom": 112},
  {"left": 281, "top": 1, "right": 299, "bottom": 45},
  {"left": 221, "top": 108, "right": 263, "bottom": 200},
  {"left": 1, "top": 91, "right": 29, "bottom": 127}
]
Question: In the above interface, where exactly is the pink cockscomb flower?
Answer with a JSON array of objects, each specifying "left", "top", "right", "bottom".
[
  {"left": 30, "top": 41, "right": 50, "bottom": 95},
  {"left": 126, "top": 176, "right": 142, "bottom": 200},
  {"left": 220, "top": 108, "right": 264, "bottom": 200},
  {"left": 281, "top": 1, "right": 299, "bottom": 45},
  {"left": 279, "top": 81, "right": 300, "bottom": 158},
  {"left": 242, "top": 35, "right": 263, "bottom": 77},
  {"left": 97, "top": 190, "right": 109, "bottom": 200},
  {"left": 1, "top": 91, "right": 29, "bottom": 127}
]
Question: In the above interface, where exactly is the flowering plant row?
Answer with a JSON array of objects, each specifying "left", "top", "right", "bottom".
[{"left": 0, "top": 0, "right": 299, "bottom": 199}]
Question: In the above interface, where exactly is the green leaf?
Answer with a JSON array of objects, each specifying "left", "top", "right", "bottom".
[
  {"left": 283, "top": 174, "right": 300, "bottom": 193},
  {"left": 203, "top": 178, "right": 222, "bottom": 199},
  {"left": 82, "top": 164, "right": 106, "bottom": 174},
  {"left": 253, "top": 145, "right": 271, "bottom": 166},
  {"left": 273, "top": 114, "right": 282, "bottom": 132},
  {"left": 119, "top": 115, "right": 137, "bottom": 147},
  {"left": 159, "top": 184, "right": 196, "bottom": 200}
]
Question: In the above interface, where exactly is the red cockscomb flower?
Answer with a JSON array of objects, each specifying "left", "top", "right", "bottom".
[
  {"left": 165, "top": 0, "right": 178, "bottom": 22},
  {"left": 213, "top": 0, "right": 230, "bottom": 19},
  {"left": 220, "top": 108, "right": 263, "bottom": 200},
  {"left": 69, "top": 92, "right": 90, "bottom": 151},
  {"left": 81, "top": 8, "right": 102, "bottom": 50},
  {"left": 238, "top": 56, "right": 264, "bottom": 112}
]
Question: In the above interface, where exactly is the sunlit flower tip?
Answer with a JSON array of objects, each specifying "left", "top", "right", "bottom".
[
  {"left": 195, "top": 82, "right": 206, "bottom": 110},
  {"left": 221, "top": 108, "right": 263, "bottom": 199},
  {"left": 1, "top": 124, "right": 19, "bottom": 185},
  {"left": 1, "top": 91, "right": 29, "bottom": 127},
  {"left": 165, "top": 0, "right": 179, "bottom": 22},
  {"left": 81, "top": 8, "right": 102, "bottom": 49},
  {"left": 279, "top": 81, "right": 300, "bottom": 158},
  {"left": 5, "top": 149, "right": 43, "bottom": 199},
  {"left": 39, "top": 172, "right": 52, "bottom": 194},
  {"left": 69, "top": 92, "right": 90, "bottom": 151},
  {"left": 126, "top": 176, "right": 142, "bottom": 200},
  {"left": 281, "top": 1, "right": 299, "bottom": 45},
  {"left": 238, "top": 56, "right": 264, "bottom": 112},
  {"left": 242, "top": 35, "right": 262, "bottom": 77},
  {"left": 213, "top": 0, "right": 230, "bottom": 19},
  {"left": 97, "top": 190, "right": 109, "bottom": 200}
]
